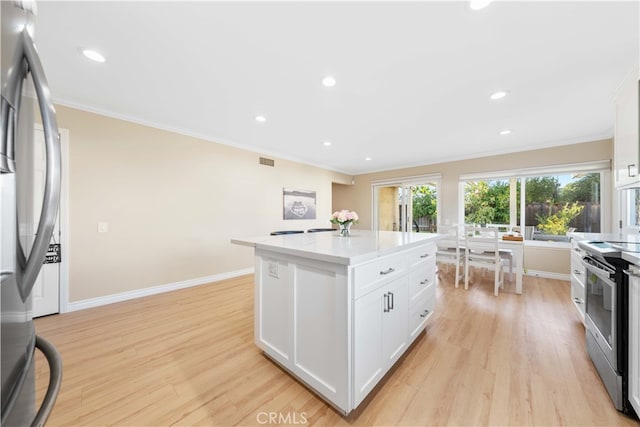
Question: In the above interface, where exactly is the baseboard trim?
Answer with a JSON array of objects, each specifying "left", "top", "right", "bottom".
[
  {"left": 524, "top": 269, "right": 570, "bottom": 281},
  {"left": 66, "top": 268, "right": 254, "bottom": 312}
]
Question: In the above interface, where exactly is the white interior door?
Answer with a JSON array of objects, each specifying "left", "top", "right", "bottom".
[{"left": 32, "top": 127, "right": 60, "bottom": 317}]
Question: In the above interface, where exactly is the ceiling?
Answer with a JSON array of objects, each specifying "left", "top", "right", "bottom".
[{"left": 34, "top": 1, "right": 639, "bottom": 175}]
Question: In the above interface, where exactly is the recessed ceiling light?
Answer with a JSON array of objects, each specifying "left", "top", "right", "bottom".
[
  {"left": 80, "top": 48, "right": 106, "bottom": 63},
  {"left": 490, "top": 90, "right": 509, "bottom": 100},
  {"left": 255, "top": 115, "right": 267, "bottom": 123},
  {"left": 322, "top": 76, "right": 336, "bottom": 87},
  {"left": 500, "top": 129, "right": 512, "bottom": 135},
  {"left": 323, "top": 141, "right": 332, "bottom": 147},
  {"left": 364, "top": 157, "right": 372, "bottom": 161},
  {"left": 469, "top": 0, "right": 494, "bottom": 11}
]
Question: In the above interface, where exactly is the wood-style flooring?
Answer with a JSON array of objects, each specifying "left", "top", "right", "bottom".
[{"left": 34, "top": 269, "right": 640, "bottom": 426}]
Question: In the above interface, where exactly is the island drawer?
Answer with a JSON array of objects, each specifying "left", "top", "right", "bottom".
[
  {"left": 408, "top": 264, "right": 435, "bottom": 305},
  {"left": 406, "top": 244, "right": 436, "bottom": 268},
  {"left": 353, "top": 252, "right": 408, "bottom": 298},
  {"left": 409, "top": 286, "right": 435, "bottom": 340}
]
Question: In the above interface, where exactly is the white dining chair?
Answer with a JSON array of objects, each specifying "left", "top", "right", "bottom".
[
  {"left": 464, "top": 225, "right": 505, "bottom": 296},
  {"left": 436, "top": 224, "right": 464, "bottom": 287}
]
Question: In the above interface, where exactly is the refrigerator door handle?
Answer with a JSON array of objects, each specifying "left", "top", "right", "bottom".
[
  {"left": 31, "top": 336, "right": 62, "bottom": 427},
  {"left": 16, "top": 29, "right": 61, "bottom": 301}
]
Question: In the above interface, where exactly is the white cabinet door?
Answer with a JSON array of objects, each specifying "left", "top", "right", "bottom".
[
  {"left": 614, "top": 67, "right": 640, "bottom": 189},
  {"left": 353, "top": 275, "right": 409, "bottom": 407},
  {"left": 382, "top": 276, "right": 409, "bottom": 366},
  {"left": 628, "top": 267, "right": 640, "bottom": 416},
  {"left": 353, "top": 285, "right": 385, "bottom": 407}
]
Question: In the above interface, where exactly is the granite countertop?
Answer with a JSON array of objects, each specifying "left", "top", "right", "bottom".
[{"left": 231, "top": 230, "right": 442, "bottom": 266}]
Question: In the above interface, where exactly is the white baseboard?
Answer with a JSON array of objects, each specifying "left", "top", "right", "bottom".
[
  {"left": 66, "top": 268, "right": 254, "bottom": 313},
  {"left": 524, "top": 269, "right": 570, "bottom": 281}
]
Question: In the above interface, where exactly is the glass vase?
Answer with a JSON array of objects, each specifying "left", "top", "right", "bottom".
[{"left": 339, "top": 222, "right": 352, "bottom": 236}]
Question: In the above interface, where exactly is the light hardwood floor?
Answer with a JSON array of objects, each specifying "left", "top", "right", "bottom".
[{"left": 35, "top": 270, "right": 640, "bottom": 426}]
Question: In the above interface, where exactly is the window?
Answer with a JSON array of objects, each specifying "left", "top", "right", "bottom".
[
  {"left": 524, "top": 173, "right": 601, "bottom": 237},
  {"left": 460, "top": 162, "right": 609, "bottom": 241},
  {"left": 464, "top": 179, "right": 519, "bottom": 229}
]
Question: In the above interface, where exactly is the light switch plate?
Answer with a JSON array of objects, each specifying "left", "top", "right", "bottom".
[{"left": 97, "top": 222, "right": 109, "bottom": 233}]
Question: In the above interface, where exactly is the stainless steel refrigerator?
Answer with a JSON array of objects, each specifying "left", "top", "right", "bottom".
[{"left": 1, "top": 1, "right": 62, "bottom": 425}]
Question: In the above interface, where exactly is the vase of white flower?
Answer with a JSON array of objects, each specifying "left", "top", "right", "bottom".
[
  {"left": 330, "top": 210, "right": 359, "bottom": 236},
  {"left": 338, "top": 222, "right": 352, "bottom": 236}
]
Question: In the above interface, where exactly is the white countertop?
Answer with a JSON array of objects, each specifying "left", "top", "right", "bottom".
[
  {"left": 231, "top": 230, "right": 441, "bottom": 265},
  {"left": 568, "top": 231, "right": 640, "bottom": 243},
  {"left": 568, "top": 231, "right": 640, "bottom": 265},
  {"left": 623, "top": 252, "right": 640, "bottom": 266}
]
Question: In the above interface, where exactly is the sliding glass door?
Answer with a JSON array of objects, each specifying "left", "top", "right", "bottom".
[{"left": 373, "top": 176, "right": 440, "bottom": 233}]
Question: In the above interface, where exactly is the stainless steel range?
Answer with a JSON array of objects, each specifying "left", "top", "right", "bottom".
[{"left": 578, "top": 240, "right": 639, "bottom": 417}]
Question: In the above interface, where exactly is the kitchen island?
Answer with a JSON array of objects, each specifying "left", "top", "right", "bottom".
[{"left": 232, "top": 230, "right": 440, "bottom": 414}]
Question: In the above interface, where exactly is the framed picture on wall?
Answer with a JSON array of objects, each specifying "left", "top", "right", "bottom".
[{"left": 283, "top": 188, "right": 316, "bottom": 220}]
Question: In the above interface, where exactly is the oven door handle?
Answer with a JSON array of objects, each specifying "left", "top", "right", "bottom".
[{"left": 581, "top": 257, "right": 614, "bottom": 283}]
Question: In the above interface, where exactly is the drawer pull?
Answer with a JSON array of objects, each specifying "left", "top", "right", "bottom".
[
  {"left": 573, "top": 269, "right": 582, "bottom": 275},
  {"left": 420, "top": 309, "right": 430, "bottom": 318},
  {"left": 379, "top": 268, "right": 395, "bottom": 275},
  {"left": 420, "top": 254, "right": 429, "bottom": 259},
  {"left": 420, "top": 280, "right": 429, "bottom": 285},
  {"left": 573, "top": 297, "right": 583, "bottom": 304}
]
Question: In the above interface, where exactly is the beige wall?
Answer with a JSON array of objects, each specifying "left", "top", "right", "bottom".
[
  {"left": 525, "top": 245, "right": 571, "bottom": 275},
  {"left": 334, "top": 138, "right": 613, "bottom": 275},
  {"left": 57, "top": 106, "right": 352, "bottom": 302}
]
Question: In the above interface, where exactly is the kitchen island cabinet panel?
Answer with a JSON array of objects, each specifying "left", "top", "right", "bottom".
[
  {"left": 293, "top": 262, "right": 349, "bottom": 411},
  {"left": 235, "top": 230, "right": 440, "bottom": 414},
  {"left": 255, "top": 256, "right": 292, "bottom": 362}
]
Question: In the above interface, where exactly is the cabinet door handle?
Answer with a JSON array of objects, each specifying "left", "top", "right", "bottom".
[
  {"left": 420, "top": 279, "right": 429, "bottom": 285},
  {"left": 389, "top": 292, "right": 394, "bottom": 310},
  {"left": 629, "top": 164, "right": 638, "bottom": 178},
  {"left": 380, "top": 268, "right": 395, "bottom": 275},
  {"left": 420, "top": 254, "right": 429, "bottom": 259},
  {"left": 573, "top": 297, "right": 583, "bottom": 305},
  {"left": 383, "top": 294, "right": 389, "bottom": 313},
  {"left": 573, "top": 269, "right": 582, "bottom": 275},
  {"left": 420, "top": 309, "right": 430, "bottom": 318}
]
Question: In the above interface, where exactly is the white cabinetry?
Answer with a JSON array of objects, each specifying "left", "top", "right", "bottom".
[
  {"left": 627, "top": 264, "right": 640, "bottom": 416},
  {"left": 255, "top": 253, "right": 350, "bottom": 410},
  {"left": 248, "top": 232, "right": 438, "bottom": 415},
  {"left": 570, "top": 238, "right": 586, "bottom": 322},
  {"left": 351, "top": 242, "right": 437, "bottom": 408},
  {"left": 407, "top": 245, "right": 436, "bottom": 339},
  {"left": 353, "top": 275, "right": 408, "bottom": 407},
  {"left": 614, "top": 66, "right": 640, "bottom": 189}
]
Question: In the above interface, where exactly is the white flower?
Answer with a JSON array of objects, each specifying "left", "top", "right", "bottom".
[{"left": 330, "top": 210, "right": 359, "bottom": 225}]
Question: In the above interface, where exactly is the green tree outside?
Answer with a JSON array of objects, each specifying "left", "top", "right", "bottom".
[
  {"left": 559, "top": 173, "right": 600, "bottom": 202},
  {"left": 464, "top": 180, "right": 510, "bottom": 224},
  {"left": 525, "top": 176, "right": 559, "bottom": 204}
]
